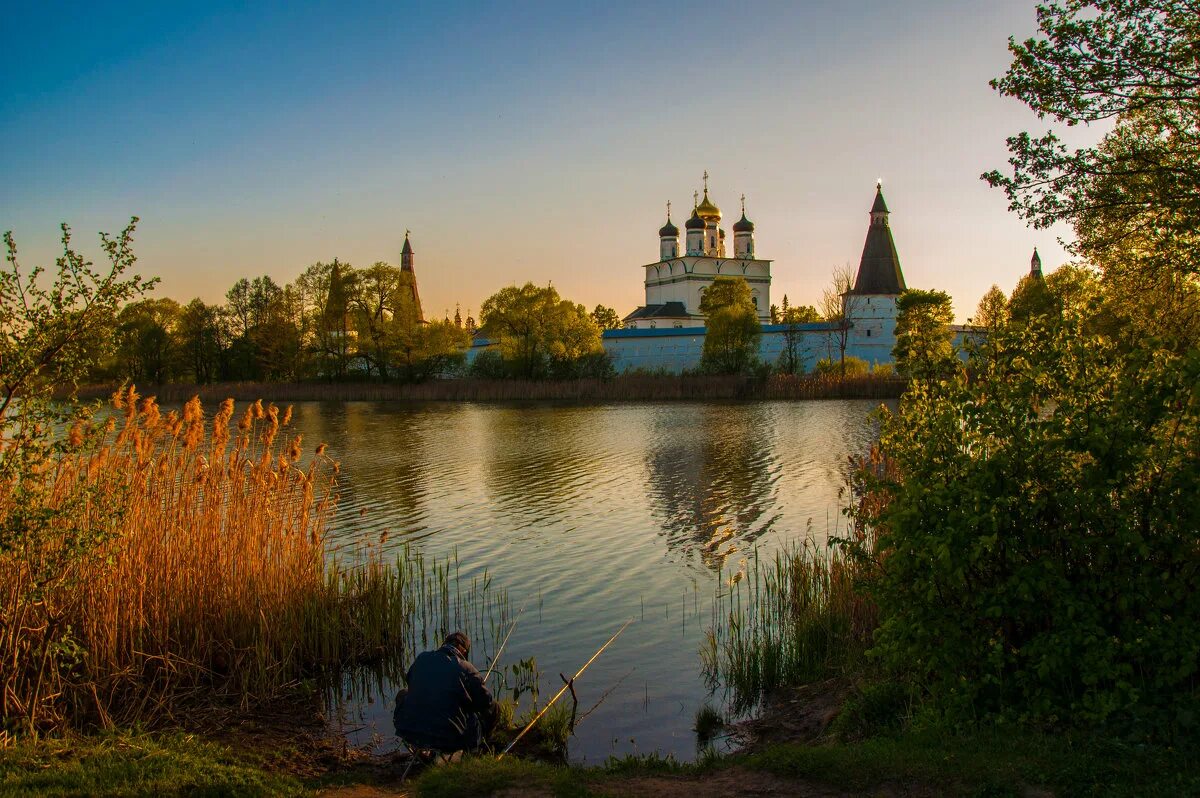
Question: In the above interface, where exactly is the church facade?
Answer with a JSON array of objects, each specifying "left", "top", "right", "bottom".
[{"left": 624, "top": 173, "right": 772, "bottom": 328}]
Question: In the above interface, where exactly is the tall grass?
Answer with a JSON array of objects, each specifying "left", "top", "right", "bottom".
[
  {"left": 70, "top": 373, "right": 904, "bottom": 404},
  {"left": 703, "top": 539, "right": 877, "bottom": 714},
  {"left": 0, "top": 387, "right": 509, "bottom": 742}
]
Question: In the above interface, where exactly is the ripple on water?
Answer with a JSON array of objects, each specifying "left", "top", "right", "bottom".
[{"left": 283, "top": 399, "right": 884, "bottom": 761}]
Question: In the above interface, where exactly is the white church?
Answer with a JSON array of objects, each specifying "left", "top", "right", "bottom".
[{"left": 623, "top": 172, "right": 773, "bottom": 329}]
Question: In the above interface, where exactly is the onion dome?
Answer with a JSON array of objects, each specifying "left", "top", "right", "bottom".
[
  {"left": 695, "top": 189, "right": 721, "bottom": 223},
  {"left": 685, "top": 207, "right": 705, "bottom": 230},
  {"left": 659, "top": 218, "right": 679, "bottom": 238},
  {"left": 733, "top": 213, "right": 754, "bottom": 233}
]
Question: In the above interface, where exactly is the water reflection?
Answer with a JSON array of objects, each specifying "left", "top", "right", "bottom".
[
  {"left": 276, "top": 400, "right": 884, "bottom": 763},
  {"left": 483, "top": 406, "right": 613, "bottom": 536},
  {"left": 644, "top": 404, "right": 781, "bottom": 569}
]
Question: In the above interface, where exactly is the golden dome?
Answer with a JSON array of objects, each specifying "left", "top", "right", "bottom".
[{"left": 695, "top": 189, "right": 721, "bottom": 223}]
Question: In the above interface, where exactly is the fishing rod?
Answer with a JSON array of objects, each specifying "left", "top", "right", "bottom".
[
  {"left": 482, "top": 600, "right": 527, "bottom": 685},
  {"left": 497, "top": 618, "right": 633, "bottom": 760}
]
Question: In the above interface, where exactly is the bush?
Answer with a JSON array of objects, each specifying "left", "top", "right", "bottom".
[
  {"left": 468, "top": 348, "right": 509, "bottom": 379},
  {"left": 814, "top": 356, "right": 869, "bottom": 377},
  {"left": 848, "top": 316, "right": 1200, "bottom": 729}
]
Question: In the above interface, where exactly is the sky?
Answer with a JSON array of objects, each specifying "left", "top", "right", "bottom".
[{"left": 1, "top": 1, "right": 1095, "bottom": 323}]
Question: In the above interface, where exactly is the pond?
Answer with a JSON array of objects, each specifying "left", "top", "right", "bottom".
[{"left": 285, "top": 400, "right": 884, "bottom": 763}]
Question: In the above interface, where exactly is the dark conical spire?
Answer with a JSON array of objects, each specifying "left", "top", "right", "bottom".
[
  {"left": 870, "top": 181, "right": 889, "bottom": 214},
  {"left": 850, "top": 183, "right": 906, "bottom": 295},
  {"left": 401, "top": 230, "right": 413, "bottom": 257},
  {"left": 1030, "top": 247, "right": 1043, "bottom": 278}
]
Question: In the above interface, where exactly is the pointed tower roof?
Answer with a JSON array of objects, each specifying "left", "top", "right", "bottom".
[
  {"left": 401, "top": 231, "right": 413, "bottom": 256},
  {"left": 1030, "top": 247, "right": 1043, "bottom": 278},
  {"left": 850, "top": 183, "right": 906, "bottom": 295}
]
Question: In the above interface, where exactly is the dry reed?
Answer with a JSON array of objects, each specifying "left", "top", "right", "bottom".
[
  {"left": 0, "top": 387, "right": 490, "bottom": 742},
  {"left": 69, "top": 374, "right": 905, "bottom": 404}
]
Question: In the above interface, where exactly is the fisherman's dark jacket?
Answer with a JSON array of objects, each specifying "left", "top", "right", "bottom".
[{"left": 393, "top": 644, "right": 495, "bottom": 750}]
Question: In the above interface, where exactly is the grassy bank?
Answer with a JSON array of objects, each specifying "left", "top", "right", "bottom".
[
  {"left": 3, "top": 726, "right": 1193, "bottom": 797},
  {"left": 69, "top": 373, "right": 904, "bottom": 404}
]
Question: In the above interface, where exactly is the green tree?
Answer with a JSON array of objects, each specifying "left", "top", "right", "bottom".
[
  {"left": 589, "top": 304, "right": 622, "bottom": 331},
  {"left": 114, "top": 298, "right": 181, "bottom": 383},
  {"left": 177, "top": 298, "right": 222, "bottom": 383},
  {"left": 700, "top": 276, "right": 761, "bottom": 374},
  {"left": 892, "top": 289, "right": 956, "bottom": 380},
  {"left": 984, "top": 0, "right": 1200, "bottom": 271},
  {"left": 777, "top": 304, "right": 821, "bottom": 375},
  {"left": 973, "top": 284, "right": 1008, "bottom": 331},
  {"left": 320, "top": 260, "right": 355, "bottom": 379},
  {"left": 479, "top": 283, "right": 602, "bottom": 379}
]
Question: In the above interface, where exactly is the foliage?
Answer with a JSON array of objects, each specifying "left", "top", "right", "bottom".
[
  {"left": 973, "top": 285, "right": 1008, "bottom": 331},
  {"left": 892, "top": 289, "right": 957, "bottom": 381},
  {"left": 849, "top": 311, "right": 1200, "bottom": 728},
  {"left": 479, "top": 283, "right": 603, "bottom": 379},
  {"left": 776, "top": 303, "right": 821, "bottom": 375},
  {"left": 984, "top": 0, "right": 1200, "bottom": 267},
  {"left": 703, "top": 543, "right": 877, "bottom": 713},
  {"left": 699, "top": 276, "right": 762, "bottom": 374},
  {"left": 814, "top": 356, "right": 868, "bottom": 377},
  {"left": 589, "top": 304, "right": 622, "bottom": 331}
]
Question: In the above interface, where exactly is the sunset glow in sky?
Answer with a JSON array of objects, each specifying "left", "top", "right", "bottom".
[{"left": 2, "top": 1, "right": 1093, "bottom": 322}]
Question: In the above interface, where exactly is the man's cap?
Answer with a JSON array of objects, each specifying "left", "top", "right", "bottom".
[{"left": 444, "top": 631, "right": 470, "bottom": 655}]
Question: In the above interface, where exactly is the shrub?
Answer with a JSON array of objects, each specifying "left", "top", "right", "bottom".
[
  {"left": 848, "top": 316, "right": 1200, "bottom": 728},
  {"left": 814, "top": 356, "right": 869, "bottom": 377}
]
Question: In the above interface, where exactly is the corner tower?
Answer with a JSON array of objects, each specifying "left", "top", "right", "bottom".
[
  {"left": 399, "top": 231, "right": 424, "bottom": 323},
  {"left": 844, "top": 183, "right": 907, "bottom": 364}
]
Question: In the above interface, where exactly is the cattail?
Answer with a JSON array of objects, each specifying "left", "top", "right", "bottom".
[
  {"left": 315, "top": 443, "right": 327, "bottom": 457},
  {"left": 67, "top": 421, "right": 85, "bottom": 448},
  {"left": 282, "top": 406, "right": 293, "bottom": 427}
]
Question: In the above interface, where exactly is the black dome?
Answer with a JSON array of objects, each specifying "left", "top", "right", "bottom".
[
  {"left": 659, "top": 219, "right": 679, "bottom": 237},
  {"left": 733, "top": 213, "right": 754, "bottom": 233},
  {"left": 684, "top": 209, "right": 705, "bottom": 230}
]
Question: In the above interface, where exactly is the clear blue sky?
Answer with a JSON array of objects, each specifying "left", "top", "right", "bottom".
[{"left": 2, "top": 1, "right": 1089, "bottom": 322}]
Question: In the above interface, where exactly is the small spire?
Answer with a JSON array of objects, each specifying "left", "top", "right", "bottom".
[
  {"left": 693, "top": 190, "right": 699, "bottom": 208},
  {"left": 1030, "top": 247, "right": 1043, "bottom": 277},
  {"left": 740, "top": 193, "right": 746, "bottom": 214},
  {"left": 666, "top": 199, "right": 672, "bottom": 220},
  {"left": 871, "top": 183, "right": 889, "bottom": 215},
  {"left": 703, "top": 170, "right": 709, "bottom": 196}
]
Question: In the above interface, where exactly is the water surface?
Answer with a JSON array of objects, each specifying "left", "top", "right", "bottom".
[{"left": 289, "top": 400, "right": 882, "bottom": 762}]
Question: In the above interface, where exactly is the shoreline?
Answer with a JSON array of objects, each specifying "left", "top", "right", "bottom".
[{"left": 66, "top": 374, "right": 905, "bottom": 404}]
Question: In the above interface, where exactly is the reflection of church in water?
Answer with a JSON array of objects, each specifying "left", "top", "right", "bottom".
[{"left": 644, "top": 405, "right": 781, "bottom": 569}]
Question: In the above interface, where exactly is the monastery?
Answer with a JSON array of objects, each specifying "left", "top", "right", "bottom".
[{"left": 604, "top": 176, "right": 914, "bottom": 373}]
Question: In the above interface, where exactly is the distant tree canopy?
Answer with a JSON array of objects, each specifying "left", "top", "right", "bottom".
[
  {"left": 84, "top": 255, "right": 467, "bottom": 385},
  {"left": 700, "top": 276, "right": 761, "bottom": 374},
  {"left": 973, "top": 285, "right": 1008, "bottom": 331},
  {"left": 477, "top": 283, "right": 607, "bottom": 380},
  {"left": 589, "top": 304, "right": 622, "bottom": 331},
  {"left": 892, "top": 289, "right": 957, "bottom": 381}
]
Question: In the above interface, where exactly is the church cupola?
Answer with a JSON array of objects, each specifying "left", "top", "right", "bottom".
[
  {"left": 695, "top": 171, "right": 722, "bottom": 256},
  {"left": 1030, "top": 247, "right": 1043, "bottom": 279},
  {"left": 684, "top": 198, "right": 705, "bottom": 256},
  {"left": 658, "top": 202, "right": 680, "bottom": 260},
  {"left": 733, "top": 194, "right": 755, "bottom": 257}
]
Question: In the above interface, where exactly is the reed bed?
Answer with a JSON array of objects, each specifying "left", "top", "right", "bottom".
[
  {"left": 703, "top": 540, "right": 878, "bottom": 714},
  {"left": 71, "top": 373, "right": 904, "bottom": 404},
  {"left": 0, "top": 387, "right": 510, "bottom": 742}
]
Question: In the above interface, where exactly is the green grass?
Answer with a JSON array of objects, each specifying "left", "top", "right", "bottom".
[
  {"left": 414, "top": 728, "right": 1198, "bottom": 798},
  {"left": 5, "top": 725, "right": 1194, "bottom": 797},
  {"left": 0, "top": 732, "right": 308, "bottom": 798}
]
